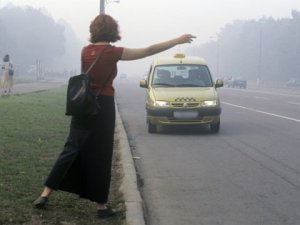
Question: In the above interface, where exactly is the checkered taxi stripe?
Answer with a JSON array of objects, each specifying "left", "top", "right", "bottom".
[
  {"left": 172, "top": 97, "right": 199, "bottom": 107},
  {"left": 174, "top": 97, "right": 196, "bottom": 102}
]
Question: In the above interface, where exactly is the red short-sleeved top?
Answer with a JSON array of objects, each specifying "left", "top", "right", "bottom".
[{"left": 81, "top": 44, "right": 124, "bottom": 96}]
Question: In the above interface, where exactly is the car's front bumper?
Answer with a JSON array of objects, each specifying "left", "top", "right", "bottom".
[{"left": 146, "top": 107, "right": 221, "bottom": 125}]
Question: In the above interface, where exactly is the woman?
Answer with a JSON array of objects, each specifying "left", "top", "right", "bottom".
[
  {"left": 1, "top": 54, "right": 14, "bottom": 94},
  {"left": 33, "top": 14, "right": 195, "bottom": 218}
]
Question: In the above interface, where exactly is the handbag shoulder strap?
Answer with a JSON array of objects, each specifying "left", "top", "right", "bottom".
[
  {"left": 95, "top": 67, "right": 115, "bottom": 96},
  {"left": 85, "top": 45, "right": 110, "bottom": 74},
  {"left": 84, "top": 44, "right": 115, "bottom": 96}
]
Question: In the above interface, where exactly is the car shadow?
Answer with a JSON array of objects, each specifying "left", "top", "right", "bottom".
[{"left": 156, "top": 125, "right": 214, "bottom": 135}]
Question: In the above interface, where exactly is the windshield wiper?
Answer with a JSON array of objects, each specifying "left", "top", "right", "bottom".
[
  {"left": 153, "top": 83, "right": 175, "bottom": 87},
  {"left": 175, "top": 84, "right": 204, "bottom": 87}
]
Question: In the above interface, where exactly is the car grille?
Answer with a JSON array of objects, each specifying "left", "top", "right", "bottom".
[{"left": 171, "top": 102, "right": 199, "bottom": 107}]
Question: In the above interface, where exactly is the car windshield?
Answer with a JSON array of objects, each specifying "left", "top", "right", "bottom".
[{"left": 152, "top": 65, "right": 213, "bottom": 87}]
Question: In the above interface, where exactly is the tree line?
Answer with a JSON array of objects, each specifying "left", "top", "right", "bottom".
[
  {"left": 0, "top": 4, "right": 82, "bottom": 77},
  {"left": 187, "top": 10, "right": 300, "bottom": 83}
]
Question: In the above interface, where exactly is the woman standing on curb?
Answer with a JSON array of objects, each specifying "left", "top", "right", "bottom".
[
  {"left": 1, "top": 54, "right": 14, "bottom": 95},
  {"left": 33, "top": 14, "right": 195, "bottom": 219}
]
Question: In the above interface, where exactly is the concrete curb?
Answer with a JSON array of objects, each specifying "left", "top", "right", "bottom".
[{"left": 115, "top": 104, "right": 146, "bottom": 225}]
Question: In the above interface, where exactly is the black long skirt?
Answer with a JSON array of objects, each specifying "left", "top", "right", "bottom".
[{"left": 44, "top": 96, "right": 115, "bottom": 203}]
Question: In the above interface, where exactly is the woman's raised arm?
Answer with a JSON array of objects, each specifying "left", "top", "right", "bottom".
[{"left": 121, "top": 34, "right": 196, "bottom": 61}]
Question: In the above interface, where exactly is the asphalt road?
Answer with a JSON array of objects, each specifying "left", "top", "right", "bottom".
[{"left": 115, "top": 78, "right": 300, "bottom": 225}]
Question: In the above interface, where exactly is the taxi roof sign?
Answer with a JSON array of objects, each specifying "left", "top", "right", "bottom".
[{"left": 173, "top": 53, "right": 185, "bottom": 58}]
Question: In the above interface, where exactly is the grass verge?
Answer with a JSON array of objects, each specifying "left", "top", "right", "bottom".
[{"left": 0, "top": 87, "right": 125, "bottom": 225}]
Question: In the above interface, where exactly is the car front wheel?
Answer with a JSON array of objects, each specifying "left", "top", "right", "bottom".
[
  {"left": 210, "top": 122, "right": 220, "bottom": 133},
  {"left": 148, "top": 123, "right": 157, "bottom": 133}
]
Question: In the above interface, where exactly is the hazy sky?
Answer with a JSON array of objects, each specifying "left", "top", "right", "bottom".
[
  {"left": 1, "top": 0, "right": 300, "bottom": 75},
  {"left": 1, "top": 0, "right": 300, "bottom": 44}
]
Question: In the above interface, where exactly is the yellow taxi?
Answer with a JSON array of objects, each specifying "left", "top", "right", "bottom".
[{"left": 140, "top": 53, "right": 223, "bottom": 133}]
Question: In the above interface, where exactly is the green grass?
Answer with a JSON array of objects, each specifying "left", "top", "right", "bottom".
[{"left": 0, "top": 87, "right": 125, "bottom": 225}]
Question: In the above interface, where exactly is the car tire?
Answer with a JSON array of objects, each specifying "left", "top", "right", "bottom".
[
  {"left": 210, "top": 122, "right": 220, "bottom": 133},
  {"left": 148, "top": 123, "right": 157, "bottom": 133}
]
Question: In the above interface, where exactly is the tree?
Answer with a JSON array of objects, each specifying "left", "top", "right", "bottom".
[
  {"left": 187, "top": 10, "right": 300, "bottom": 82},
  {"left": 0, "top": 5, "right": 79, "bottom": 75}
]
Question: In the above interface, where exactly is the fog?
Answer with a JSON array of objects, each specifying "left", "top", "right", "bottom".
[{"left": 1, "top": 0, "right": 300, "bottom": 81}]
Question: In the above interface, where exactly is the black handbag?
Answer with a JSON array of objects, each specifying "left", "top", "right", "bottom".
[{"left": 65, "top": 45, "right": 113, "bottom": 116}]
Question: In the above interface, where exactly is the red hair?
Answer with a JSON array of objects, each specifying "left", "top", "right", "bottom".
[{"left": 89, "top": 15, "right": 121, "bottom": 43}]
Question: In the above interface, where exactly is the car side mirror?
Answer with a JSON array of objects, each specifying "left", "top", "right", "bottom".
[
  {"left": 215, "top": 79, "right": 224, "bottom": 88},
  {"left": 140, "top": 79, "right": 148, "bottom": 88}
]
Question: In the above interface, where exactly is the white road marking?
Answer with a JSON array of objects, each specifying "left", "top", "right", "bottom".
[
  {"left": 254, "top": 96, "right": 269, "bottom": 100},
  {"left": 222, "top": 88, "right": 300, "bottom": 98},
  {"left": 288, "top": 101, "right": 300, "bottom": 106},
  {"left": 222, "top": 102, "right": 300, "bottom": 123}
]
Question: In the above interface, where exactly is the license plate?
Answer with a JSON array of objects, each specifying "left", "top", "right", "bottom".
[{"left": 173, "top": 111, "right": 198, "bottom": 119}]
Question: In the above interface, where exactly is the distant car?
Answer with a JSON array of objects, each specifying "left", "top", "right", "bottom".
[
  {"left": 227, "top": 77, "right": 247, "bottom": 88},
  {"left": 286, "top": 78, "right": 300, "bottom": 88}
]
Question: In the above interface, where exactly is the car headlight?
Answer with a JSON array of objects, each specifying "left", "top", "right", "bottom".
[
  {"left": 201, "top": 100, "right": 218, "bottom": 107},
  {"left": 154, "top": 100, "right": 169, "bottom": 107}
]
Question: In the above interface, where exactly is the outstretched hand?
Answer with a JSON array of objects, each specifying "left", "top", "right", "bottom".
[{"left": 177, "top": 34, "right": 196, "bottom": 44}]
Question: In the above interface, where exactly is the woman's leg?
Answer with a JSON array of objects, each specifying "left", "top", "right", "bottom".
[
  {"left": 34, "top": 118, "right": 89, "bottom": 208},
  {"left": 33, "top": 186, "right": 53, "bottom": 208},
  {"left": 96, "top": 202, "right": 116, "bottom": 218},
  {"left": 96, "top": 203, "right": 107, "bottom": 210},
  {"left": 40, "top": 186, "right": 53, "bottom": 197},
  {"left": 94, "top": 97, "right": 117, "bottom": 218}
]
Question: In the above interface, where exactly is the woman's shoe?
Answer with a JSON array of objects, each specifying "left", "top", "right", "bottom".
[
  {"left": 33, "top": 196, "right": 48, "bottom": 208},
  {"left": 97, "top": 206, "right": 116, "bottom": 218}
]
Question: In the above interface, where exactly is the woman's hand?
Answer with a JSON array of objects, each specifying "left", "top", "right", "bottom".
[{"left": 176, "top": 34, "right": 197, "bottom": 44}]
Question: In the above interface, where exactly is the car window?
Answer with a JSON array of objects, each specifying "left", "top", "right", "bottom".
[{"left": 152, "top": 65, "right": 213, "bottom": 87}]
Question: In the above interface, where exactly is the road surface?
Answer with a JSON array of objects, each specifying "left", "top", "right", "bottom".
[{"left": 115, "top": 77, "right": 300, "bottom": 225}]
